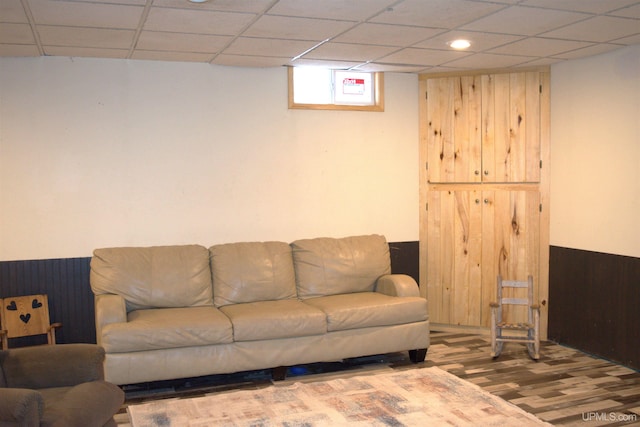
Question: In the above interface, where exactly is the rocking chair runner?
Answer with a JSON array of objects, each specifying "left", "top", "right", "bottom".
[
  {"left": 0, "top": 294, "right": 62, "bottom": 349},
  {"left": 490, "top": 275, "right": 540, "bottom": 360}
]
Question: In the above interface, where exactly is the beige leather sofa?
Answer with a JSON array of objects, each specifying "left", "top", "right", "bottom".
[{"left": 90, "top": 234, "right": 429, "bottom": 385}]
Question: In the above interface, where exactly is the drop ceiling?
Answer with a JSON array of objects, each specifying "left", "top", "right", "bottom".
[{"left": 1, "top": 0, "right": 639, "bottom": 73}]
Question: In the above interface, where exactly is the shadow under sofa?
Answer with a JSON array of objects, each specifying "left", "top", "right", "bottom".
[{"left": 90, "top": 234, "right": 430, "bottom": 386}]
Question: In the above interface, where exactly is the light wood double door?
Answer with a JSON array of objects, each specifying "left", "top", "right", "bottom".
[{"left": 419, "top": 70, "right": 550, "bottom": 335}]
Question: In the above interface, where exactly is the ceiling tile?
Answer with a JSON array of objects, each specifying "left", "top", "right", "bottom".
[
  {"left": 0, "top": 44, "right": 40, "bottom": 56},
  {"left": 357, "top": 62, "right": 429, "bottom": 73},
  {"left": 144, "top": 7, "right": 257, "bottom": 35},
  {"left": 414, "top": 31, "right": 523, "bottom": 51},
  {"left": 1, "top": 0, "right": 29, "bottom": 23},
  {"left": 425, "top": 65, "right": 468, "bottom": 73},
  {"left": 268, "top": 0, "right": 395, "bottom": 21},
  {"left": 290, "top": 58, "right": 363, "bottom": 69},
  {"left": 0, "top": 23, "right": 36, "bottom": 44},
  {"left": 152, "top": 0, "right": 272, "bottom": 14},
  {"left": 333, "top": 23, "right": 443, "bottom": 47},
  {"left": 551, "top": 43, "right": 631, "bottom": 59},
  {"left": 28, "top": 0, "right": 143, "bottom": 29},
  {"left": 136, "top": 31, "right": 232, "bottom": 53},
  {"left": 520, "top": 0, "right": 639, "bottom": 14},
  {"left": 43, "top": 46, "right": 129, "bottom": 59},
  {"left": 38, "top": 26, "right": 135, "bottom": 49},
  {"left": 370, "top": 0, "right": 506, "bottom": 28},
  {"left": 608, "top": 3, "right": 640, "bottom": 18},
  {"left": 513, "top": 57, "right": 560, "bottom": 67},
  {"left": 68, "top": 0, "right": 146, "bottom": 4},
  {"left": 243, "top": 15, "right": 355, "bottom": 41},
  {"left": 541, "top": 16, "right": 640, "bottom": 43},
  {"left": 304, "top": 42, "right": 398, "bottom": 62},
  {"left": 132, "top": 50, "right": 214, "bottom": 62},
  {"left": 224, "top": 37, "right": 318, "bottom": 58},
  {"left": 212, "top": 54, "right": 291, "bottom": 67},
  {"left": 613, "top": 33, "right": 640, "bottom": 44},
  {"left": 378, "top": 47, "right": 470, "bottom": 66},
  {"left": 442, "top": 52, "right": 536, "bottom": 68},
  {"left": 461, "top": 5, "right": 589, "bottom": 36},
  {"left": 472, "top": 0, "right": 521, "bottom": 4},
  {"left": 489, "top": 37, "right": 594, "bottom": 57}
]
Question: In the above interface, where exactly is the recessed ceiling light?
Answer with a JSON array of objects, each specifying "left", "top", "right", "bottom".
[
  {"left": 188, "top": 0, "right": 209, "bottom": 3},
  {"left": 449, "top": 39, "right": 471, "bottom": 50}
]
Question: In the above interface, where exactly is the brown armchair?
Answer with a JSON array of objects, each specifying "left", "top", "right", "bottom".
[{"left": 0, "top": 344, "right": 124, "bottom": 427}]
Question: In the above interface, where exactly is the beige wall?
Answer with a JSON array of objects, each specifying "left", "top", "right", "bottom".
[
  {"left": 550, "top": 44, "right": 640, "bottom": 258},
  {"left": 3, "top": 45, "right": 638, "bottom": 262},
  {"left": 0, "top": 57, "right": 419, "bottom": 261}
]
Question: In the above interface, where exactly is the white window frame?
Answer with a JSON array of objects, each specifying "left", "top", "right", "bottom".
[{"left": 288, "top": 67, "right": 384, "bottom": 112}]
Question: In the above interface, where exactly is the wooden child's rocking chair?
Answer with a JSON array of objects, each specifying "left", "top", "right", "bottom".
[
  {"left": 490, "top": 275, "right": 540, "bottom": 360},
  {"left": 0, "top": 294, "right": 62, "bottom": 349}
]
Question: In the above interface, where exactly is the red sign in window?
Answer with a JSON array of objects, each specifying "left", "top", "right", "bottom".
[{"left": 343, "top": 78, "right": 365, "bottom": 95}]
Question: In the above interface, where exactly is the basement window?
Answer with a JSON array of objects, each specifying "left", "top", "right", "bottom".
[{"left": 288, "top": 67, "right": 384, "bottom": 112}]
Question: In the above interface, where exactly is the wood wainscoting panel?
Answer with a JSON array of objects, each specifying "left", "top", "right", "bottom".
[
  {"left": 549, "top": 246, "right": 640, "bottom": 370},
  {"left": 0, "top": 257, "right": 94, "bottom": 347}
]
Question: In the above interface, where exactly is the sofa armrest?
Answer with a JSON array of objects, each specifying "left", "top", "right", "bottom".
[
  {"left": 1, "top": 344, "right": 106, "bottom": 389},
  {"left": 94, "top": 294, "right": 127, "bottom": 346},
  {"left": 0, "top": 388, "right": 44, "bottom": 426},
  {"left": 375, "top": 274, "right": 420, "bottom": 297}
]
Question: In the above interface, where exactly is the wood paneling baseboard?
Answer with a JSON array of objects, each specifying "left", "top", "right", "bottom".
[
  {"left": 3, "top": 243, "right": 637, "bottom": 371},
  {"left": 549, "top": 246, "right": 640, "bottom": 370},
  {"left": 388, "top": 241, "right": 420, "bottom": 285},
  {"left": 0, "top": 257, "right": 95, "bottom": 347}
]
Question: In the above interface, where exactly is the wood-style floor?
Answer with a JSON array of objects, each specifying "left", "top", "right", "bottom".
[{"left": 116, "top": 331, "right": 640, "bottom": 426}]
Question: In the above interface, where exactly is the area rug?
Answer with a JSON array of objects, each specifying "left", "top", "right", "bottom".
[{"left": 127, "top": 366, "right": 551, "bottom": 426}]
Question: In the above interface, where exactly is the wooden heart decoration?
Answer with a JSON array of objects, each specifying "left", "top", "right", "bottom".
[
  {"left": 20, "top": 313, "right": 31, "bottom": 323},
  {"left": 6, "top": 301, "right": 17, "bottom": 311},
  {"left": 32, "top": 299, "right": 43, "bottom": 309}
]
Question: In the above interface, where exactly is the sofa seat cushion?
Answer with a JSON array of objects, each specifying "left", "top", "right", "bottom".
[
  {"left": 210, "top": 241, "right": 297, "bottom": 307},
  {"left": 220, "top": 300, "right": 326, "bottom": 341},
  {"left": 303, "top": 292, "right": 428, "bottom": 332},
  {"left": 101, "top": 306, "right": 233, "bottom": 352},
  {"left": 291, "top": 235, "right": 392, "bottom": 299}
]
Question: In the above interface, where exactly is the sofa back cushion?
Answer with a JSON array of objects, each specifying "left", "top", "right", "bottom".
[
  {"left": 210, "top": 241, "right": 297, "bottom": 307},
  {"left": 291, "top": 234, "right": 391, "bottom": 299},
  {"left": 90, "top": 245, "right": 213, "bottom": 311}
]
